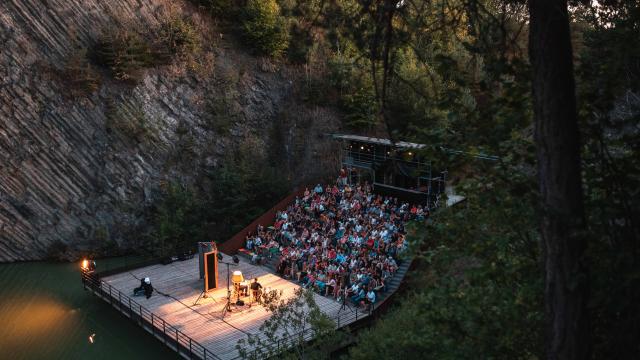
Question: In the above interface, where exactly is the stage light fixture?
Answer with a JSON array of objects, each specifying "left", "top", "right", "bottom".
[
  {"left": 232, "top": 271, "right": 245, "bottom": 306},
  {"left": 232, "top": 270, "right": 244, "bottom": 284}
]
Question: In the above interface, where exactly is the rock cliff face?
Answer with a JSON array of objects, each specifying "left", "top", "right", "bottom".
[{"left": 0, "top": 0, "right": 341, "bottom": 262}]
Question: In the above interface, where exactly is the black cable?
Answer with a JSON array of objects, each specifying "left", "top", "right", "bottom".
[{"left": 128, "top": 272, "right": 251, "bottom": 335}]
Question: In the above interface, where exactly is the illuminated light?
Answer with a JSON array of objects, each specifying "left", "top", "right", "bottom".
[
  {"left": 89, "top": 333, "right": 96, "bottom": 344},
  {"left": 232, "top": 271, "right": 244, "bottom": 284},
  {"left": 408, "top": 152, "right": 413, "bottom": 156},
  {"left": 81, "top": 259, "right": 89, "bottom": 270},
  {"left": 360, "top": 146, "right": 364, "bottom": 150}
]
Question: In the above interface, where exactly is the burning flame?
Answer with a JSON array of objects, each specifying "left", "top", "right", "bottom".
[{"left": 81, "top": 259, "right": 89, "bottom": 270}]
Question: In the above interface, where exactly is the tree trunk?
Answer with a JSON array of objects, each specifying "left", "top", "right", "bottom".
[{"left": 528, "top": 1, "right": 590, "bottom": 359}]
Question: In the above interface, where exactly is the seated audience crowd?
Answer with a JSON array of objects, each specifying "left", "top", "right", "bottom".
[{"left": 244, "top": 175, "right": 428, "bottom": 309}]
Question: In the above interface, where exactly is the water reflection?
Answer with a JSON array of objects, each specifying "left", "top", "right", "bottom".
[{"left": 0, "top": 261, "right": 178, "bottom": 360}]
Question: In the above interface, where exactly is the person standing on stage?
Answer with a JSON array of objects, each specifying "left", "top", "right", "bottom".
[{"left": 250, "top": 277, "right": 263, "bottom": 304}]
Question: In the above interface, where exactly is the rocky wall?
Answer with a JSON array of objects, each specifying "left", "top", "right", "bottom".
[{"left": 0, "top": 0, "right": 341, "bottom": 261}]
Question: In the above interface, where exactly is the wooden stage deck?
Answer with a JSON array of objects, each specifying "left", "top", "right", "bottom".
[{"left": 101, "top": 254, "right": 365, "bottom": 360}]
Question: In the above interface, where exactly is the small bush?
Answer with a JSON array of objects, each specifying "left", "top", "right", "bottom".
[
  {"left": 62, "top": 51, "right": 102, "bottom": 97},
  {"left": 241, "top": 0, "right": 289, "bottom": 57},
  {"left": 204, "top": 91, "right": 240, "bottom": 135},
  {"left": 157, "top": 17, "right": 201, "bottom": 59},
  {"left": 93, "top": 29, "right": 156, "bottom": 82},
  {"left": 105, "top": 99, "right": 156, "bottom": 143}
]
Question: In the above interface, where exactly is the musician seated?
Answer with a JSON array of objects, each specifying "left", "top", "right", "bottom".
[{"left": 239, "top": 280, "right": 249, "bottom": 296}]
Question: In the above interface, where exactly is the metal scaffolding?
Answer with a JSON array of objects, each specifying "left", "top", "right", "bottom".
[{"left": 331, "top": 134, "right": 447, "bottom": 208}]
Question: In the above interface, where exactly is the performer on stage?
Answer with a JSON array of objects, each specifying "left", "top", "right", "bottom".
[
  {"left": 250, "top": 277, "right": 263, "bottom": 304},
  {"left": 133, "top": 277, "right": 154, "bottom": 299}
]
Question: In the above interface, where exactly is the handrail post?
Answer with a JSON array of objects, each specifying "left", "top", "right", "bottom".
[
  {"left": 119, "top": 292, "right": 122, "bottom": 311},
  {"left": 139, "top": 304, "right": 143, "bottom": 325},
  {"left": 175, "top": 329, "right": 179, "bottom": 350},
  {"left": 151, "top": 313, "right": 155, "bottom": 335},
  {"left": 163, "top": 320, "right": 167, "bottom": 345},
  {"left": 189, "top": 338, "right": 192, "bottom": 359},
  {"left": 109, "top": 285, "right": 113, "bottom": 305},
  {"left": 129, "top": 298, "right": 132, "bottom": 318}
]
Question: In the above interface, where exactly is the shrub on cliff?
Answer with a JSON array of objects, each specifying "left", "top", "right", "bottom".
[
  {"left": 92, "top": 29, "right": 155, "bottom": 82},
  {"left": 241, "top": 0, "right": 289, "bottom": 57},
  {"left": 194, "top": 0, "right": 238, "bottom": 18},
  {"left": 156, "top": 16, "right": 201, "bottom": 60},
  {"left": 105, "top": 99, "right": 156, "bottom": 143},
  {"left": 62, "top": 50, "right": 102, "bottom": 97}
]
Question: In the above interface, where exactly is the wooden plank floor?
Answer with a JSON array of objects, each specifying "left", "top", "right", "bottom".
[{"left": 102, "top": 254, "right": 366, "bottom": 360}]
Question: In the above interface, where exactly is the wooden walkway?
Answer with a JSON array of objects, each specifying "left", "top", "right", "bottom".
[{"left": 100, "top": 254, "right": 366, "bottom": 360}]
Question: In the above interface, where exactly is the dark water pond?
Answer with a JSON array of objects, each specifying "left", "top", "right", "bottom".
[{"left": 0, "top": 259, "right": 178, "bottom": 360}]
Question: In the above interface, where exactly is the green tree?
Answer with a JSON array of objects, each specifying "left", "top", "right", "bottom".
[
  {"left": 350, "top": 147, "right": 544, "bottom": 359},
  {"left": 574, "top": 2, "right": 640, "bottom": 357},
  {"left": 241, "top": 0, "right": 289, "bottom": 57},
  {"left": 236, "top": 288, "right": 337, "bottom": 360},
  {"left": 150, "top": 182, "right": 202, "bottom": 256},
  {"left": 205, "top": 142, "right": 290, "bottom": 240}
]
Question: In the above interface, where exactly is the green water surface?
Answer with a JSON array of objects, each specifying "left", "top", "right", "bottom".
[{"left": 0, "top": 260, "right": 178, "bottom": 360}]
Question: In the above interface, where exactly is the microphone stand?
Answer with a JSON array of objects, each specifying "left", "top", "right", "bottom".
[{"left": 219, "top": 260, "right": 238, "bottom": 318}]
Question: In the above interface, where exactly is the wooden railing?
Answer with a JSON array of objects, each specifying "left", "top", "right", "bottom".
[{"left": 81, "top": 270, "right": 220, "bottom": 360}]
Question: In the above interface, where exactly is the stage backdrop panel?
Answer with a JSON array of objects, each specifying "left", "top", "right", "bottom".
[{"left": 204, "top": 250, "right": 218, "bottom": 291}]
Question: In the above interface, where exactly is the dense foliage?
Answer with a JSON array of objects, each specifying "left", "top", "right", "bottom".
[
  {"left": 346, "top": 2, "right": 639, "bottom": 359},
  {"left": 351, "top": 150, "right": 544, "bottom": 359},
  {"left": 145, "top": 142, "right": 291, "bottom": 256},
  {"left": 574, "top": 4, "right": 640, "bottom": 357}
]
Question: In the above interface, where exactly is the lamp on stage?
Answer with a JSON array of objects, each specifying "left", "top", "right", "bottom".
[
  {"left": 232, "top": 270, "right": 244, "bottom": 284},
  {"left": 232, "top": 270, "right": 244, "bottom": 305}
]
